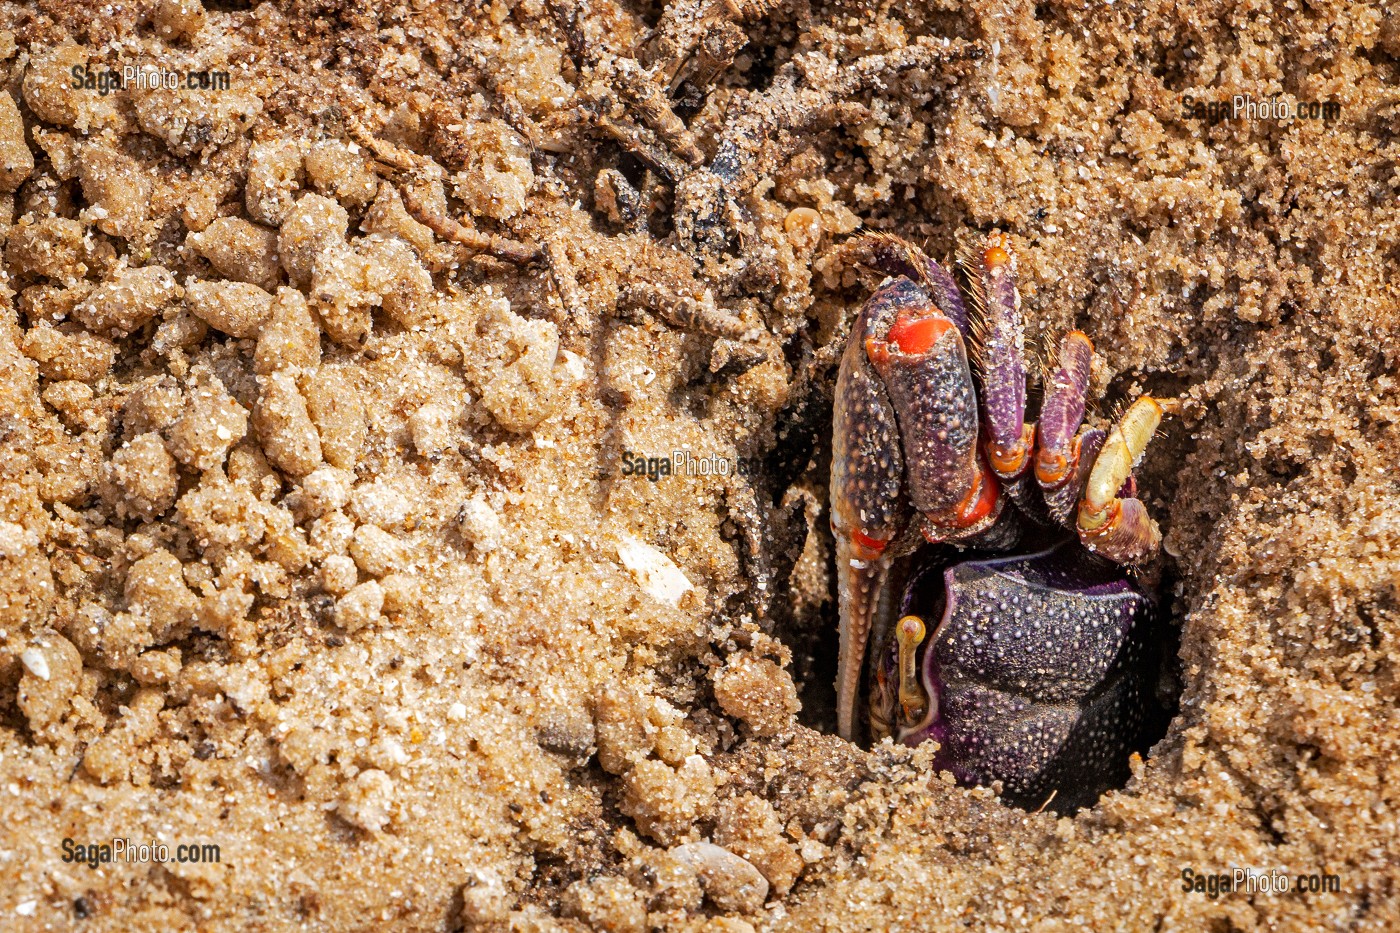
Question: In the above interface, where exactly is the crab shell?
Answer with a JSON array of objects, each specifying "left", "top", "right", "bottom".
[{"left": 872, "top": 541, "right": 1158, "bottom": 811}]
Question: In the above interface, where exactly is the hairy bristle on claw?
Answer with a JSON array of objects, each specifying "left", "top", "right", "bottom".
[{"left": 959, "top": 252, "right": 990, "bottom": 371}]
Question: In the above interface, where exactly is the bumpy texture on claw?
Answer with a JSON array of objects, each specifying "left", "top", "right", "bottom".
[
  {"left": 863, "top": 285, "right": 998, "bottom": 542},
  {"left": 1077, "top": 396, "right": 1181, "bottom": 564},
  {"left": 830, "top": 279, "right": 913, "bottom": 740}
]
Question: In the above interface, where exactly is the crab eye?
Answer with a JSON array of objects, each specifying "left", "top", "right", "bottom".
[{"left": 894, "top": 615, "right": 930, "bottom": 728}]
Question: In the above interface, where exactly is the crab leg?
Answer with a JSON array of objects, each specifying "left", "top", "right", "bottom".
[
  {"left": 1035, "top": 331, "right": 1104, "bottom": 525},
  {"left": 1076, "top": 396, "right": 1181, "bottom": 564},
  {"left": 978, "top": 234, "right": 1034, "bottom": 480},
  {"left": 831, "top": 281, "right": 912, "bottom": 741}
]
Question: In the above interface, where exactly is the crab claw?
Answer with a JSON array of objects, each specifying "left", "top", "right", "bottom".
[
  {"left": 831, "top": 280, "right": 914, "bottom": 741},
  {"left": 864, "top": 286, "right": 1001, "bottom": 544},
  {"left": 854, "top": 233, "right": 971, "bottom": 338},
  {"left": 1077, "top": 396, "right": 1181, "bottom": 564}
]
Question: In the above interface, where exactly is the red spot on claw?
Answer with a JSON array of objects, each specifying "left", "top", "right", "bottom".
[{"left": 887, "top": 310, "right": 951, "bottom": 355}]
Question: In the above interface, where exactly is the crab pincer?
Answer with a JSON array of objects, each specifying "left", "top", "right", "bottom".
[
  {"left": 864, "top": 284, "right": 1002, "bottom": 545},
  {"left": 831, "top": 274, "right": 1000, "bottom": 740}
]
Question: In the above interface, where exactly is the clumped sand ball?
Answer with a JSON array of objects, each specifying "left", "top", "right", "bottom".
[{"left": 712, "top": 653, "right": 800, "bottom": 737}]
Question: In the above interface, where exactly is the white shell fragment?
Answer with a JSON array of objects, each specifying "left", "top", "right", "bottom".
[
  {"left": 20, "top": 646, "right": 50, "bottom": 681},
  {"left": 617, "top": 535, "right": 694, "bottom": 608},
  {"left": 668, "top": 841, "right": 770, "bottom": 913}
]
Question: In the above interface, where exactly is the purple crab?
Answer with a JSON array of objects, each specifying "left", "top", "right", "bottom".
[{"left": 830, "top": 233, "right": 1178, "bottom": 809}]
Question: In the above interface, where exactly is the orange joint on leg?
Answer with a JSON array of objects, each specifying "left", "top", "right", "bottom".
[
  {"left": 850, "top": 530, "right": 889, "bottom": 560},
  {"left": 1035, "top": 429, "right": 1081, "bottom": 486},
  {"left": 989, "top": 424, "right": 1034, "bottom": 478},
  {"left": 953, "top": 459, "right": 1000, "bottom": 529},
  {"left": 1035, "top": 449, "right": 1070, "bottom": 486},
  {"left": 984, "top": 231, "right": 1013, "bottom": 269}
]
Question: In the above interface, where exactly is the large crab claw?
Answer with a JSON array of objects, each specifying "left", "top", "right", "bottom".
[
  {"left": 830, "top": 279, "right": 912, "bottom": 741},
  {"left": 831, "top": 274, "right": 997, "bottom": 740}
]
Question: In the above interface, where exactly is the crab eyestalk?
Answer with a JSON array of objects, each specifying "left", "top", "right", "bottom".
[
  {"left": 894, "top": 614, "right": 929, "bottom": 726},
  {"left": 1077, "top": 396, "right": 1182, "bottom": 564}
]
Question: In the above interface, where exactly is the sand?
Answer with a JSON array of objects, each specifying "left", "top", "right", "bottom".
[{"left": 0, "top": 0, "right": 1396, "bottom": 929}]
